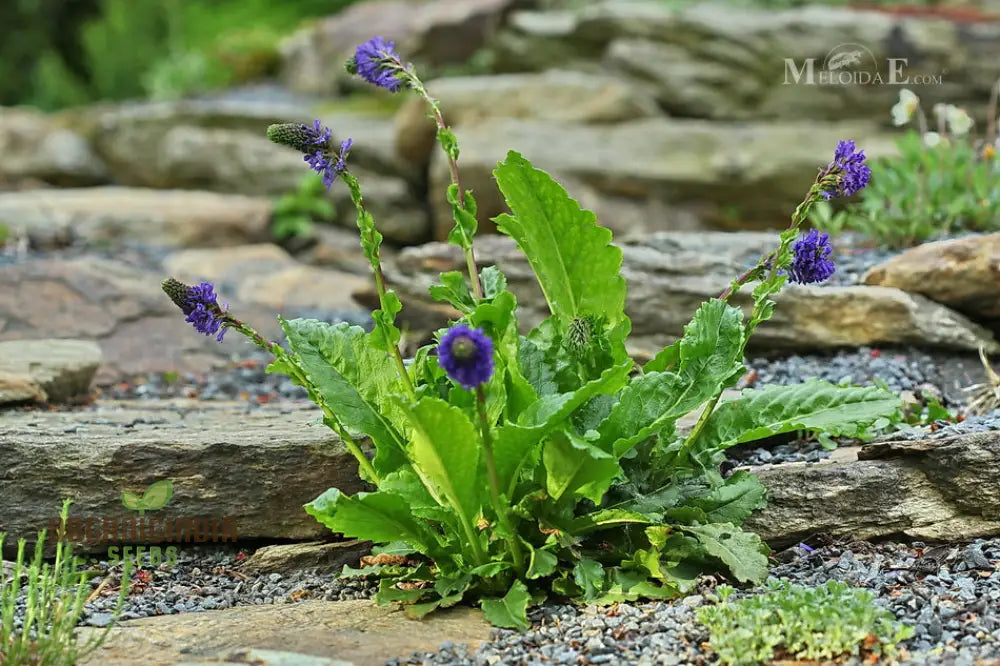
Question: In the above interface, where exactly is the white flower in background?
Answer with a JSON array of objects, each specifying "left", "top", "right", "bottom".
[
  {"left": 945, "top": 105, "right": 974, "bottom": 136},
  {"left": 923, "top": 131, "right": 943, "bottom": 147},
  {"left": 891, "top": 89, "right": 920, "bottom": 126}
]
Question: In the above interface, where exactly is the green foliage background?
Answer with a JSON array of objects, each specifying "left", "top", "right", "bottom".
[{"left": 0, "top": 0, "right": 364, "bottom": 109}]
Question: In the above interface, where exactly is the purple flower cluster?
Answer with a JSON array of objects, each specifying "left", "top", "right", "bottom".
[
  {"left": 353, "top": 37, "right": 406, "bottom": 92},
  {"left": 306, "top": 137, "right": 353, "bottom": 188},
  {"left": 821, "top": 140, "right": 871, "bottom": 200},
  {"left": 162, "top": 278, "right": 229, "bottom": 341},
  {"left": 438, "top": 324, "right": 495, "bottom": 389},
  {"left": 787, "top": 229, "right": 835, "bottom": 284}
]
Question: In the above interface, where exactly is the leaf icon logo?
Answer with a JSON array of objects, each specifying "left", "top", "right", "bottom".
[{"left": 121, "top": 479, "right": 174, "bottom": 515}]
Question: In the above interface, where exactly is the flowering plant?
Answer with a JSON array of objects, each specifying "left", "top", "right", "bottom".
[
  {"left": 812, "top": 84, "right": 1000, "bottom": 248},
  {"left": 162, "top": 38, "right": 900, "bottom": 627}
]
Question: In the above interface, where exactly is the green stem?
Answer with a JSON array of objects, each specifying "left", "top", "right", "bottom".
[
  {"left": 227, "top": 318, "right": 381, "bottom": 485},
  {"left": 341, "top": 172, "right": 416, "bottom": 400},
  {"left": 413, "top": 82, "right": 484, "bottom": 300},
  {"left": 476, "top": 387, "right": 525, "bottom": 576},
  {"left": 681, "top": 183, "right": 826, "bottom": 462}
]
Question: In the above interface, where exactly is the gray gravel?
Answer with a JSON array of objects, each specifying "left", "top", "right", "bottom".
[
  {"left": 390, "top": 539, "right": 1000, "bottom": 666},
  {"left": 78, "top": 545, "right": 377, "bottom": 626}
]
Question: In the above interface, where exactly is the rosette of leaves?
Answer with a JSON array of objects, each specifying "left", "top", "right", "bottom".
[{"left": 271, "top": 152, "right": 901, "bottom": 628}]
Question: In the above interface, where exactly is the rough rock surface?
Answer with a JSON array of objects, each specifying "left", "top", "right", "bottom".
[
  {"left": 0, "top": 107, "right": 107, "bottom": 186},
  {"left": 425, "top": 117, "right": 897, "bottom": 235},
  {"left": 0, "top": 339, "right": 101, "bottom": 403},
  {"left": 0, "top": 257, "right": 277, "bottom": 382},
  {"left": 280, "top": 0, "right": 516, "bottom": 95},
  {"left": 0, "top": 187, "right": 272, "bottom": 248},
  {"left": 748, "top": 432, "right": 1000, "bottom": 547},
  {"left": 240, "top": 540, "right": 371, "bottom": 576},
  {"left": 385, "top": 234, "right": 1000, "bottom": 354},
  {"left": 864, "top": 233, "right": 1000, "bottom": 328},
  {"left": 0, "top": 401, "right": 365, "bottom": 552},
  {"left": 395, "top": 70, "right": 660, "bottom": 169},
  {"left": 494, "top": 2, "right": 1000, "bottom": 120},
  {"left": 0, "top": 371, "right": 47, "bottom": 405},
  {"left": 81, "top": 599, "right": 489, "bottom": 666},
  {"left": 165, "top": 245, "right": 370, "bottom": 312}
]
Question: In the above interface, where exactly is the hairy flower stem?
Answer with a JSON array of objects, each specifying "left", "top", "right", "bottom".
[
  {"left": 340, "top": 172, "right": 416, "bottom": 400},
  {"left": 227, "top": 318, "right": 381, "bottom": 484},
  {"left": 682, "top": 184, "right": 827, "bottom": 463},
  {"left": 410, "top": 80, "right": 484, "bottom": 300},
  {"left": 476, "top": 387, "right": 525, "bottom": 576}
]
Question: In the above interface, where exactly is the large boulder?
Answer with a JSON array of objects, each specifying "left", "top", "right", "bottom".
[
  {"left": 280, "top": 0, "right": 517, "bottom": 95},
  {"left": 0, "top": 187, "right": 272, "bottom": 249},
  {"left": 0, "top": 401, "right": 366, "bottom": 554},
  {"left": 425, "top": 117, "right": 897, "bottom": 236},
  {"left": 0, "top": 339, "right": 101, "bottom": 404},
  {"left": 863, "top": 233, "right": 1000, "bottom": 330},
  {"left": 384, "top": 233, "right": 1000, "bottom": 354}
]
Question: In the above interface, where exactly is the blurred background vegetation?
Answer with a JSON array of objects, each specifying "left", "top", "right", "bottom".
[{"left": 0, "top": 0, "right": 365, "bottom": 109}]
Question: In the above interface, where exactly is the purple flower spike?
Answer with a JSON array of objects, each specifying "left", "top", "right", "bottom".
[
  {"left": 162, "top": 278, "right": 230, "bottom": 341},
  {"left": 354, "top": 37, "right": 406, "bottom": 92},
  {"left": 438, "top": 324, "right": 495, "bottom": 390},
  {"left": 305, "top": 137, "right": 353, "bottom": 188},
  {"left": 820, "top": 140, "right": 871, "bottom": 200},
  {"left": 787, "top": 229, "right": 836, "bottom": 285}
]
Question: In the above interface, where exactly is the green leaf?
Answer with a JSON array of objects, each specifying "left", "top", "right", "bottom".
[
  {"left": 543, "top": 430, "right": 620, "bottom": 504},
  {"left": 399, "top": 397, "right": 483, "bottom": 530},
  {"left": 566, "top": 509, "right": 652, "bottom": 535},
  {"left": 140, "top": 479, "right": 173, "bottom": 511},
  {"left": 280, "top": 318, "right": 408, "bottom": 476},
  {"left": 369, "top": 291, "right": 403, "bottom": 352},
  {"left": 526, "top": 547, "right": 558, "bottom": 579},
  {"left": 693, "top": 381, "right": 903, "bottom": 462},
  {"left": 494, "top": 361, "right": 631, "bottom": 496},
  {"left": 573, "top": 558, "right": 605, "bottom": 601},
  {"left": 595, "top": 300, "right": 744, "bottom": 456},
  {"left": 687, "top": 471, "right": 767, "bottom": 525},
  {"left": 429, "top": 271, "right": 476, "bottom": 313},
  {"left": 683, "top": 523, "right": 769, "bottom": 584},
  {"left": 481, "top": 580, "right": 531, "bottom": 630},
  {"left": 305, "top": 488, "right": 442, "bottom": 557},
  {"left": 493, "top": 151, "right": 626, "bottom": 328},
  {"left": 446, "top": 185, "right": 478, "bottom": 248},
  {"left": 480, "top": 266, "right": 508, "bottom": 299},
  {"left": 643, "top": 340, "right": 680, "bottom": 373}
]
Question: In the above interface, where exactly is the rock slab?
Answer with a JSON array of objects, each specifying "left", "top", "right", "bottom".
[
  {"left": 748, "top": 432, "right": 1000, "bottom": 547},
  {"left": 0, "top": 401, "right": 366, "bottom": 554},
  {"left": 0, "top": 339, "right": 102, "bottom": 403},
  {"left": 80, "top": 599, "right": 489, "bottom": 666},
  {"left": 386, "top": 233, "right": 1000, "bottom": 354}
]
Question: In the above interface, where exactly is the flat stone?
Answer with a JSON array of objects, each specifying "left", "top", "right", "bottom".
[
  {"left": 0, "top": 187, "right": 272, "bottom": 249},
  {"left": 748, "top": 432, "right": 1000, "bottom": 547},
  {"left": 239, "top": 265, "right": 370, "bottom": 311},
  {"left": 863, "top": 232, "right": 1000, "bottom": 328},
  {"left": 79, "top": 599, "right": 490, "bottom": 666},
  {"left": 164, "top": 244, "right": 299, "bottom": 287},
  {"left": 385, "top": 233, "right": 1000, "bottom": 354},
  {"left": 0, "top": 401, "right": 365, "bottom": 554},
  {"left": 0, "top": 339, "right": 101, "bottom": 403},
  {"left": 426, "top": 117, "right": 898, "bottom": 234},
  {"left": 240, "top": 540, "right": 371, "bottom": 576}
]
